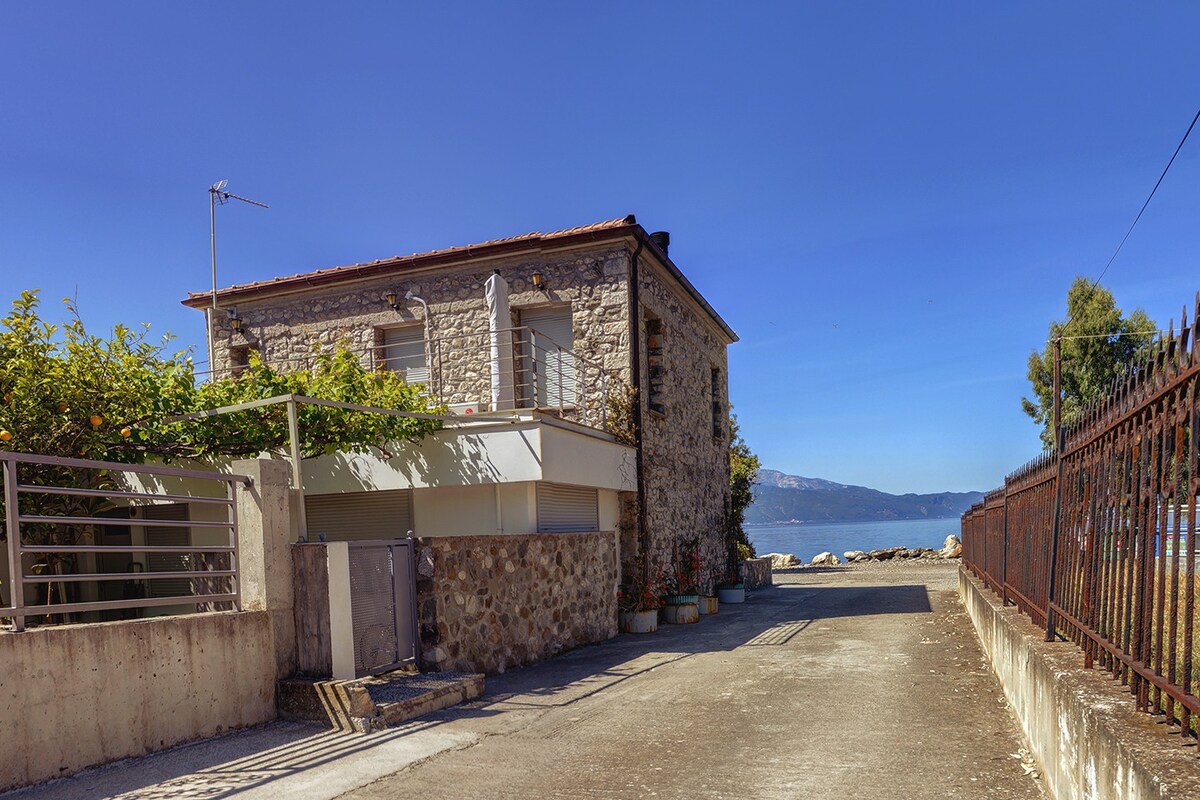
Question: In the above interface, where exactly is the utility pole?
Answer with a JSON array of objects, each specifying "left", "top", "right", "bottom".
[{"left": 207, "top": 181, "right": 268, "bottom": 379}]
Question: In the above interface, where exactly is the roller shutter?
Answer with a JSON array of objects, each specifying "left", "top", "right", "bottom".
[
  {"left": 305, "top": 490, "right": 415, "bottom": 541},
  {"left": 382, "top": 325, "right": 429, "bottom": 384},
  {"left": 537, "top": 483, "right": 599, "bottom": 533}
]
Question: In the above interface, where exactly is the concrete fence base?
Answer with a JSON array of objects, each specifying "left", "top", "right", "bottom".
[
  {"left": 0, "top": 610, "right": 277, "bottom": 792},
  {"left": 959, "top": 568, "right": 1200, "bottom": 800}
]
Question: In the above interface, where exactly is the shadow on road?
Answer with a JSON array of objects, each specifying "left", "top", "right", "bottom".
[{"left": 467, "top": 581, "right": 932, "bottom": 711}]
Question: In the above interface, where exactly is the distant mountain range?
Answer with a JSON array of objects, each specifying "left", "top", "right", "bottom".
[{"left": 747, "top": 469, "right": 984, "bottom": 525}]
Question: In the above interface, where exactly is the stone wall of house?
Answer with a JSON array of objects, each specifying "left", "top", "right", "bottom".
[
  {"left": 635, "top": 254, "right": 732, "bottom": 594},
  {"left": 414, "top": 530, "right": 619, "bottom": 674},
  {"left": 209, "top": 245, "right": 633, "bottom": 429},
  {"left": 205, "top": 235, "right": 734, "bottom": 596}
]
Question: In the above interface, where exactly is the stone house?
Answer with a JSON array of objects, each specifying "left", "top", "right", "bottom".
[{"left": 182, "top": 214, "right": 737, "bottom": 672}]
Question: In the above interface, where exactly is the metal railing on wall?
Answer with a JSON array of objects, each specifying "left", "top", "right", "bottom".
[
  {"left": 1, "top": 451, "right": 251, "bottom": 631},
  {"left": 962, "top": 294, "right": 1200, "bottom": 742}
]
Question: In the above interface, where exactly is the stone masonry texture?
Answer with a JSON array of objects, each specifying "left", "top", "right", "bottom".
[
  {"left": 204, "top": 232, "right": 733, "bottom": 625},
  {"left": 415, "top": 531, "right": 619, "bottom": 674}
]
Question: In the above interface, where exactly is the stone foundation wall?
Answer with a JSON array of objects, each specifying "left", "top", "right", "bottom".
[
  {"left": 414, "top": 531, "right": 619, "bottom": 674},
  {"left": 741, "top": 556, "right": 773, "bottom": 590}
]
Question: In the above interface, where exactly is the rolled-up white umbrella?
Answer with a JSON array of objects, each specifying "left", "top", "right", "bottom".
[{"left": 486, "top": 271, "right": 515, "bottom": 411}]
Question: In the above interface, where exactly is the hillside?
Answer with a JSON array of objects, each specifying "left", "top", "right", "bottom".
[{"left": 748, "top": 469, "right": 983, "bottom": 525}]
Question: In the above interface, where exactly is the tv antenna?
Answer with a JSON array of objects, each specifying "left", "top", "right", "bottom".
[{"left": 207, "top": 180, "right": 268, "bottom": 376}]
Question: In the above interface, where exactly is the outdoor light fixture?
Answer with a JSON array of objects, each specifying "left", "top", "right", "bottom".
[
  {"left": 384, "top": 291, "right": 399, "bottom": 310},
  {"left": 531, "top": 272, "right": 546, "bottom": 292},
  {"left": 226, "top": 307, "right": 243, "bottom": 334}
]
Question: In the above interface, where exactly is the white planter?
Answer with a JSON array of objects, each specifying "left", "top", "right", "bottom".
[
  {"left": 717, "top": 586, "right": 745, "bottom": 604},
  {"left": 661, "top": 603, "right": 699, "bottom": 625},
  {"left": 698, "top": 596, "right": 718, "bottom": 615},
  {"left": 619, "top": 609, "right": 658, "bottom": 634}
]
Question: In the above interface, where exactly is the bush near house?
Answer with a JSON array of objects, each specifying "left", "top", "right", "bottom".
[{"left": 0, "top": 290, "right": 445, "bottom": 554}]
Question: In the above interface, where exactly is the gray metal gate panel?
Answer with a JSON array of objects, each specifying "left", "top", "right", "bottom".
[{"left": 348, "top": 539, "right": 417, "bottom": 677}]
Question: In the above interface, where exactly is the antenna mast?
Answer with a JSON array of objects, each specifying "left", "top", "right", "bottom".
[{"left": 207, "top": 180, "right": 268, "bottom": 378}]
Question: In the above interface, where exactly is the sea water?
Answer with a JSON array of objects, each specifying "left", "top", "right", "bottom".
[{"left": 747, "top": 518, "right": 961, "bottom": 562}]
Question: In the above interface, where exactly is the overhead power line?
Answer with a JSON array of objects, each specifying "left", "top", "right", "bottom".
[{"left": 1060, "top": 106, "right": 1200, "bottom": 338}]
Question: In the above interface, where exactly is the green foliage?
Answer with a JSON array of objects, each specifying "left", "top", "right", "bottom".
[
  {"left": 725, "top": 411, "right": 760, "bottom": 566},
  {"left": 1022, "top": 278, "right": 1156, "bottom": 449},
  {"left": 0, "top": 291, "right": 445, "bottom": 546}
]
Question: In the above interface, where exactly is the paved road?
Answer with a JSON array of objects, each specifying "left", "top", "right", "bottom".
[
  {"left": 10, "top": 563, "right": 1043, "bottom": 800},
  {"left": 344, "top": 563, "right": 1043, "bottom": 800}
]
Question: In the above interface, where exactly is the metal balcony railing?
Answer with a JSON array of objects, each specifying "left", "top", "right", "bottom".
[{"left": 370, "top": 326, "right": 627, "bottom": 429}]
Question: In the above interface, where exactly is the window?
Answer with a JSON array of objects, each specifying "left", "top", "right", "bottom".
[
  {"left": 645, "top": 316, "right": 665, "bottom": 415},
  {"left": 711, "top": 367, "right": 723, "bottom": 438},
  {"left": 229, "top": 345, "right": 258, "bottom": 378},
  {"left": 537, "top": 483, "right": 599, "bottom": 533},
  {"left": 378, "top": 325, "right": 429, "bottom": 384},
  {"left": 520, "top": 306, "right": 576, "bottom": 408}
]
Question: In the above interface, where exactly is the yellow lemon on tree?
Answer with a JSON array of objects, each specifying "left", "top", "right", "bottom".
[
  {"left": 0, "top": 430, "right": 12, "bottom": 442},
  {"left": 89, "top": 414, "right": 104, "bottom": 428},
  {"left": 120, "top": 427, "right": 132, "bottom": 438}
]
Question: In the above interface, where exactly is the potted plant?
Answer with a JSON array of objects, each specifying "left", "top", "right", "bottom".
[
  {"left": 661, "top": 543, "right": 701, "bottom": 624},
  {"left": 715, "top": 573, "right": 745, "bottom": 604},
  {"left": 618, "top": 562, "right": 664, "bottom": 634}
]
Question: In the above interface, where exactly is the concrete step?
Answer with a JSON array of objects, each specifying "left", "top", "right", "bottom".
[{"left": 279, "top": 670, "right": 485, "bottom": 733}]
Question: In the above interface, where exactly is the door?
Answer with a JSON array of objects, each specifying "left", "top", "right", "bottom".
[
  {"left": 520, "top": 306, "right": 576, "bottom": 408},
  {"left": 348, "top": 540, "right": 417, "bottom": 676}
]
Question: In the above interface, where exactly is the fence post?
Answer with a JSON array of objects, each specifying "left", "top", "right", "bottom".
[
  {"left": 1045, "top": 337, "right": 1064, "bottom": 641},
  {"left": 3, "top": 456, "right": 24, "bottom": 631},
  {"left": 233, "top": 457, "right": 296, "bottom": 680},
  {"left": 1001, "top": 485, "right": 1010, "bottom": 605}
]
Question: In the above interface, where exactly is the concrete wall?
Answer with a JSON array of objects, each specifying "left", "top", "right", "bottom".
[
  {"left": 415, "top": 530, "right": 619, "bottom": 674},
  {"left": 0, "top": 610, "right": 276, "bottom": 792},
  {"left": 959, "top": 568, "right": 1200, "bottom": 800},
  {"left": 0, "top": 458, "right": 296, "bottom": 791}
]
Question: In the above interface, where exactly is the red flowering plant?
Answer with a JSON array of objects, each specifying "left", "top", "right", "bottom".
[
  {"left": 618, "top": 559, "right": 667, "bottom": 613},
  {"left": 666, "top": 540, "right": 704, "bottom": 598}
]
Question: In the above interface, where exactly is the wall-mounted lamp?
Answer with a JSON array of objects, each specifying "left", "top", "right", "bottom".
[
  {"left": 226, "top": 306, "right": 243, "bottom": 334},
  {"left": 384, "top": 291, "right": 400, "bottom": 310},
  {"left": 531, "top": 272, "right": 547, "bottom": 292}
]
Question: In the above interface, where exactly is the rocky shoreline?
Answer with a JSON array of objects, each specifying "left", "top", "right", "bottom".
[{"left": 763, "top": 535, "right": 962, "bottom": 568}]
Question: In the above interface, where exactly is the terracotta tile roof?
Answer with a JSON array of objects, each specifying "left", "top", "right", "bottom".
[
  {"left": 181, "top": 213, "right": 737, "bottom": 341},
  {"left": 183, "top": 215, "right": 639, "bottom": 305}
]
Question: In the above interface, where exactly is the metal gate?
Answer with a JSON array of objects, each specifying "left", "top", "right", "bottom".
[{"left": 347, "top": 539, "right": 417, "bottom": 677}]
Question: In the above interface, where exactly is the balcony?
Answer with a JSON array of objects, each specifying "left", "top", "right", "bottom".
[{"left": 371, "top": 325, "right": 628, "bottom": 433}]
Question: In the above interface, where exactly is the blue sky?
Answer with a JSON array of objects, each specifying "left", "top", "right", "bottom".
[{"left": 3, "top": 3, "right": 1199, "bottom": 494}]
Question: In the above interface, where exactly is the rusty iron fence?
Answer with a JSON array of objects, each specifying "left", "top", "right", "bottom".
[
  {"left": 963, "top": 296, "right": 1200, "bottom": 740},
  {"left": 1, "top": 451, "right": 251, "bottom": 631}
]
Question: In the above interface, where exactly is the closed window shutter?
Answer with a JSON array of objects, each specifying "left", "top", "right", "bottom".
[
  {"left": 144, "top": 504, "right": 190, "bottom": 598},
  {"left": 521, "top": 306, "right": 576, "bottom": 407},
  {"left": 537, "top": 483, "right": 598, "bottom": 533},
  {"left": 383, "top": 326, "right": 428, "bottom": 384},
  {"left": 305, "top": 490, "right": 415, "bottom": 541}
]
